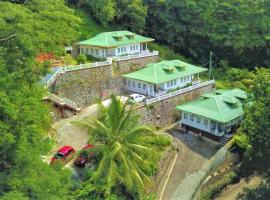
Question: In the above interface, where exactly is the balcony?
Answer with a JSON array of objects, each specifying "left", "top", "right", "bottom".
[
  {"left": 111, "top": 50, "right": 159, "bottom": 62},
  {"left": 146, "top": 80, "right": 215, "bottom": 105}
]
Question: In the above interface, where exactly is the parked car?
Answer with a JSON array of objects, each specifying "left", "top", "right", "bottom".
[
  {"left": 128, "top": 93, "right": 146, "bottom": 104},
  {"left": 50, "top": 146, "right": 75, "bottom": 164},
  {"left": 74, "top": 144, "right": 94, "bottom": 167}
]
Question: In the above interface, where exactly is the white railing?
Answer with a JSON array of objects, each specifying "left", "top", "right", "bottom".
[
  {"left": 113, "top": 51, "right": 159, "bottom": 62},
  {"left": 45, "top": 93, "right": 79, "bottom": 111},
  {"left": 44, "top": 68, "right": 62, "bottom": 89},
  {"left": 146, "top": 80, "right": 215, "bottom": 105},
  {"left": 42, "top": 59, "right": 112, "bottom": 88},
  {"left": 61, "top": 59, "right": 112, "bottom": 73}
]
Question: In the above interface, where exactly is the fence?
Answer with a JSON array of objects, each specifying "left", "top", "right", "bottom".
[
  {"left": 113, "top": 51, "right": 159, "bottom": 62},
  {"left": 146, "top": 80, "right": 215, "bottom": 105}
]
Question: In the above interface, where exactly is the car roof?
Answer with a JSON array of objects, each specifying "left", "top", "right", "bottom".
[
  {"left": 58, "top": 146, "right": 74, "bottom": 154},
  {"left": 129, "top": 93, "right": 141, "bottom": 97},
  {"left": 82, "top": 144, "right": 94, "bottom": 150}
]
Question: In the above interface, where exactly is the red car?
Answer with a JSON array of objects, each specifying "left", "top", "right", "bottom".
[
  {"left": 74, "top": 144, "right": 94, "bottom": 167},
  {"left": 50, "top": 146, "right": 75, "bottom": 164}
]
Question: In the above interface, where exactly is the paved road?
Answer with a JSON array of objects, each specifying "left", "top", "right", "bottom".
[
  {"left": 44, "top": 97, "right": 127, "bottom": 165},
  {"left": 162, "top": 130, "right": 220, "bottom": 200}
]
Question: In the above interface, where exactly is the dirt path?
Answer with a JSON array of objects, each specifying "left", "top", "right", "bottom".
[
  {"left": 216, "top": 176, "right": 262, "bottom": 200},
  {"left": 162, "top": 130, "right": 220, "bottom": 200}
]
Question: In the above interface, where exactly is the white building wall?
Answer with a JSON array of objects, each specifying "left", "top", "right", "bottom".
[
  {"left": 181, "top": 111, "right": 243, "bottom": 137},
  {"left": 125, "top": 79, "right": 153, "bottom": 96},
  {"left": 181, "top": 111, "right": 212, "bottom": 133},
  {"left": 163, "top": 75, "right": 192, "bottom": 90},
  {"left": 115, "top": 43, "right": 140, "bottom": 56}
]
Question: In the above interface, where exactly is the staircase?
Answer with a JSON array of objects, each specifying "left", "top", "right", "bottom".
[
  {"left": 43, "top": 93, "right": 81, "bottom": 112},
  {"left": 220, "top": 134, "right": 233, "bottom": 145}
]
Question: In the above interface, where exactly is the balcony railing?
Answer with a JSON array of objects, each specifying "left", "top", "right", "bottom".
[
  {"left": 146, "top": 80, "right": 215, "bottom": 105},
  {"left": 113, "top": 51, "right": 159, "bottom": 62}
]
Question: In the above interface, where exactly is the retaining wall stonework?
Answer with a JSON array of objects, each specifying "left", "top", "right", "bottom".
[
  {"left": 114, "top": 55, "right": 159, "bottom": 74},
  {"left": 138, "top": 84, "right": 215, "bottom": 128},
  {"left": 52, "top": 56, "right": 158, "bottom": 107}
]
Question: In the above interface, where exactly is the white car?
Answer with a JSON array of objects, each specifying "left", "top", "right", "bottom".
[{"left": 128, "top": 94, "right": 146, "bottom": 104}]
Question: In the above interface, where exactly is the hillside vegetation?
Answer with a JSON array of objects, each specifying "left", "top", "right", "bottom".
[{"left": 0, "top": 0, "right": 270, "bottom": 200}]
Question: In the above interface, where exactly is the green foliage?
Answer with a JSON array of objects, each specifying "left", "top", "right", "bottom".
[
  {"left": 200, "top": 172, "right": 238, "bottom": 200},
  {"left": 237, "top": 182, "right": 270, "bottom": 200},
  {"left": 64, "top": 54, "right": 77, "bottom": 65},
  {"left": 145, "top": 0, "right": 270, "bottom": 68},
  {"left": 74, "top": 95, "right": 170, "bottom": 199},
  {"left": 236, "top": 68, "right": 270, "bottom": 174},
  {"left": 148, "top": 43, "right": 188, "bottom": 61},
  {"left": 0, "top": 0, "right": 82, "bottom": 56},
  {"left": 76, "top": 54, "right": 87, "bottom": 64},
  {"left": 70, "top": 0, "right": 147, "bottom": 32}
]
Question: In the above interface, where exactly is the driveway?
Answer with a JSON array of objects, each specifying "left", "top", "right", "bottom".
[
  {"left": 162, "top": 129, "right": 220, "bottom": 200},
  {"left": 44, "top": 96, "right": 127, "bottom": 164}
]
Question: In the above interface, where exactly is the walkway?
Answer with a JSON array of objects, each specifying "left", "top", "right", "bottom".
[{"left": 162, "top": 130, "right": 220, "bottom": 200}]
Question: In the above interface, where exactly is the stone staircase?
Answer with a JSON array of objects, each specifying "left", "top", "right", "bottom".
[
  {"left": 220, "top": 134, "right": 233, "bottom": 145},
  {"left": 43, "top": 93, "right": 81, "bottom": 112}
]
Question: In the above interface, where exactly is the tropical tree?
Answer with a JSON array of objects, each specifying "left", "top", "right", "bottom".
[{"left": 74, "top": 95, "right": 170, "bottom": 199}]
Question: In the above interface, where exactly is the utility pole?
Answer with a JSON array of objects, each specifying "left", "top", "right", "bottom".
[{"left": 209, "top": 51, "right": 213, "bottom": 80}]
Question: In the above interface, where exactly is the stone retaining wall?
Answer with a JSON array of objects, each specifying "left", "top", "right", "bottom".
[
  {"left": 52, "top": 55, "right": 159, "bottom": 107},
  {"left": 114, "top": 55, "right": 159, "bottom": 75},
  {"left": 138, "top": 83, "right": 215, "bottom": 128}
]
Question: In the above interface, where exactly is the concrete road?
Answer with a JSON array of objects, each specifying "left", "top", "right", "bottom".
[
  {"left": 162, "top": 130, "right": 220, "bottom": 200},
  {"left": 44, "top": 96, "right": 127, "bottom": 165}
]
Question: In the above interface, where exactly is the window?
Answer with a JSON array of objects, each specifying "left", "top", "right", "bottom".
[
  {"left": 197, "top": 117, "right": 201, "bottom": 124},
  {"left": 81, "top": 48, "right": 84, "bottom": 53},
  {"left": 128, "top": 80, "right": 131, "bottom": 86},
  {"left": 143, "top": 84, "right": 146, "bottom": 89},
  {"left": 174, "top": 79, "right": 177, "bottom": 85},
  {"left": 167, "top": 82, "right": 170, "bottom": 87},
  {"left": 204, "top": 119, "right": 208, "bottom": 126},
  {"left": 136, "top": 45, "right": 138, "bottom": 50},
  {"left": 133, "top": 81, "right": 135, "bottom": 87},
  {"left": 86, "top": 49, "right": 89, "bottom": 54},
  {"left": 138, "top": 83, "right": 141, "bottom": 88},
  {"left": 190, "top": 114, "right": 194, "bottom": 122},
  {"left": 95, "top": 49, "right": 98, "bottom": 55},
  {"left": 183, "top": 113, "right": 187, "bottom": 119},
  {"left": 181, "top": 77, "right": 183, "bottom": 82},
  {"left": 91, "top": 49, "right": 94, "bottom": 54},
  {"left": 171, "top": 80, "right": 174, "bottom": 86},
  {"left": 184, "top": 76, "right": 186, "bottom": 82},
  {"left": 118, "top": 48, "right": 121, "bottom": 53},
  {"left": 123, "top": 47, "right": 126, "bottom": 52}
]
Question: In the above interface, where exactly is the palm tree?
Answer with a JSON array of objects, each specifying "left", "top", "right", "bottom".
[{"left": 79, "top": 95, "right": 160, "bottom": 199}]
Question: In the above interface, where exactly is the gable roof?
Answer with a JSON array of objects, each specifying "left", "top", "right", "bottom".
[
  {"left": 176, "top": 89, "right": 247, "bottom": 123},
  {"left": 122, "top": 60, "right": 208, "bottom": 84},
  {"left": 77, "top": 31, "right": 154, "bottom": 47}
]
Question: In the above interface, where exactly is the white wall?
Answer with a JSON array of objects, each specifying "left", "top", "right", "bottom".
[
  {"left": 181, "top": 111, "right": 243, "bottom": 136},
  {"left": 115, "top": 43, "right": 140, "bottom": 56},
  {"left": 181, "top": 111, "right": 212, "bottom": 133},
  {"left": 163, "top": 75, "right": 192, "bottom": 90},
  {"left": 125, "top": 79, "right": 153, "bottom": 96}
]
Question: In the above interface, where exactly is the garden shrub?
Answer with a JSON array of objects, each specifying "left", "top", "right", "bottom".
[{"left": 200, "top": 172, "right": 238, "bottom": 200}]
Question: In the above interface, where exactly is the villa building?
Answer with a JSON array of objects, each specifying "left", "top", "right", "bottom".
[
  {"left": 73, "top": 31, "right": 155, "bottom": 58},
  {"left": 122, "top": 60, "right": 208, "bottom": 97},
  {"left": 176, "top": 89, "right": 247, "bottom": 141}
]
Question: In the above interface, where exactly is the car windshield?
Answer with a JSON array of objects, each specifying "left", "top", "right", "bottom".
[{"left": 54, "top": 152, "right": 64, "bottom": 159}]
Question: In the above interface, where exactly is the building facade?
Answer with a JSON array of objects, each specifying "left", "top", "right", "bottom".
[
  {"left": 176, "top": 89, "right": 247, "bottom": 140},
  {"left": 123, "top": 60, "right": 208, "bottom": 97},
  {"left": 74, "top": 31, "right": 154, "bottom": 58}
]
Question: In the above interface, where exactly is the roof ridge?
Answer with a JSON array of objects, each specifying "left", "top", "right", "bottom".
[{"left": 214, "top": 97, "right": 225, "bottom": 122}]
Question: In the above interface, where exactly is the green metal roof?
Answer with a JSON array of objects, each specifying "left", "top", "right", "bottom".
[
  {"left": 176, "top": 89, "right": 247, "bottom": 123},
  {"left": 122, "top": 60, "right": 208, "bottom": 84},
  {"left": 77, "top": 31, "right": 154, "bottom": 47}
]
